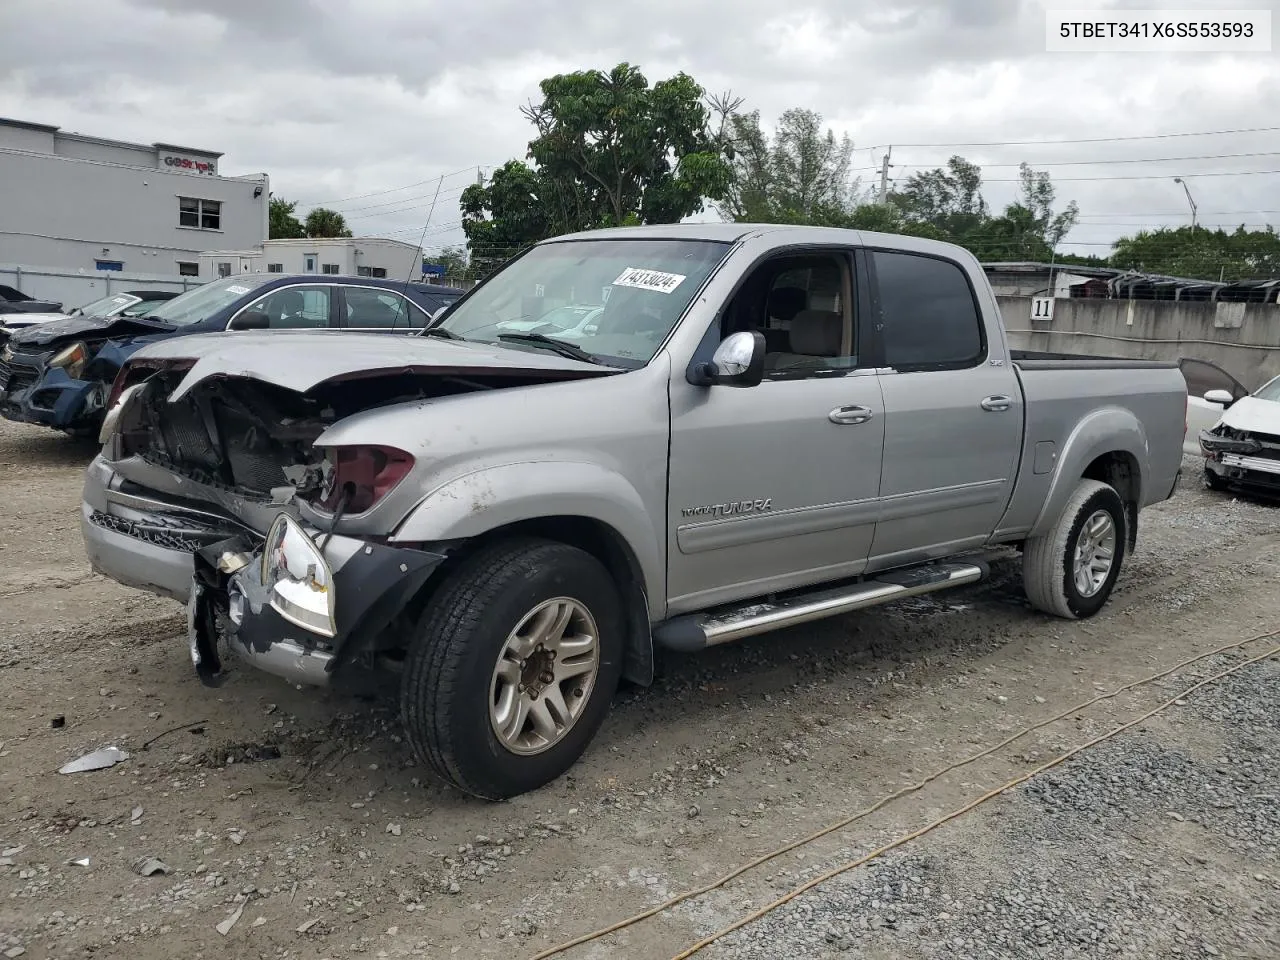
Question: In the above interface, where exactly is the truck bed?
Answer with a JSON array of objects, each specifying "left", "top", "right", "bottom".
[
  {"left": 992, "top": 355, "right": 1188, "bottom": 540},
  {"left": 1011, "top": 349, "right": 1179, "bottom": 371}
]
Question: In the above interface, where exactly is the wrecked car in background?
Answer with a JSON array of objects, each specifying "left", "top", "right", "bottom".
[
  {"left": 83, "top": 223, "right": 1186, "bottom": 801},
  {"left": 0, "top": 274, "right": 462, "bottom": 436},
  {"left": 1197, "top": 371, "right": 1280, "bottom": 497},
  {"left": 1, "top": 289, "right": 178, "bottom": 344}
]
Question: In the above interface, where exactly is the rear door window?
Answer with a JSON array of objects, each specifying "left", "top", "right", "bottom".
[
  {"left": 344, "top": 287, "right": 428, "bottom": 329},
  {"left": 870, "top": 251, "right": 985, "bottom": 370}
]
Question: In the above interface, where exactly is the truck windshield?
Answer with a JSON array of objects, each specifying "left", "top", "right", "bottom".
[
  {"left": 143, "top": 275, "right": 273, "bottom": 327},
  {"left": 434, "top": 239, "right": 731, "bottom": 367}
]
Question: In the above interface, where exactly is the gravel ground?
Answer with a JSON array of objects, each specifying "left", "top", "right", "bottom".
[
  {"left": 694, "top": 655, "right": 1280, "bottom": 960},
  {"left": 2, "top": 415, "right": 1279, "bottom": 960}
]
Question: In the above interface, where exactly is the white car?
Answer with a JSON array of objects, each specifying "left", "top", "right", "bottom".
[
  {"left": 1181, "top": 358, "right": 1280, "bottom": 496},
  {"left": 494, "top": 304, "right": 603, "bottom": 337}
]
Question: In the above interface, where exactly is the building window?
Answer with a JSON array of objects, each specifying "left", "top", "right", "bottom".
[
  {"left": 176, "top": 261, "right": 199, "bottom": 277},
  {"left": 357, "top": 266, "right": 388, "bottom": 278},
  {"left": 217, "top": 262, "right": 232, "bottom": 278},
  {"left": 95, "top": 260, "right": 124, "bottom": 272},
  {"left": 267, "top": 263, "right": 283, "bottom": 273},
  {"left": 322, "top": 263, "right": 340, "bottom": 275},
  {"left": 179, "top": 197, "right": 222, "bottom": 230},
  {"left": 304, "top": 254, "right": 317, "bottom": 273}
]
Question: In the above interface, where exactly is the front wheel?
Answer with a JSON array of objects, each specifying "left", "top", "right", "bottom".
[
  {"left": 400, "top": 538, "right": 624, "bottom": 800},
  {"left": 1022, "top": 479, "right": 1127, "bottom": 620}
]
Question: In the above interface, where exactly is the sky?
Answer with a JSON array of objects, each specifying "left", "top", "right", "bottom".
[{"left": 1, "top": 0, "right": 1277, "bottom": 260}]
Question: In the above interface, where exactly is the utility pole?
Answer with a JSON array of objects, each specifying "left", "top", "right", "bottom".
[
  {"left": 1173, "top": 176, "right": 1197, "bottom": 229},
  {"left": 878, "top": 147, "right": 893, "bottom": 205}
]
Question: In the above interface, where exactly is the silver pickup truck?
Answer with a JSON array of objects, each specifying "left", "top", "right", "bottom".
[{"left": 82, "top": 224, "right": 1186, "bottom": 799}]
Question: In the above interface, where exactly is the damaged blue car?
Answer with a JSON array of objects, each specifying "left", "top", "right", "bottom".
[{"left": 0, "top": 273, "right": 463, "bottom": 437}]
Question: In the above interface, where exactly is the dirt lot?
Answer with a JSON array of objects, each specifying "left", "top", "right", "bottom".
[{"left": 1, "top": 417, "right": 1278, "bottom": 960}]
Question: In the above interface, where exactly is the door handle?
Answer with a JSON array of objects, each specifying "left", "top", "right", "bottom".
[
  {"left": 980, "top": 395, "right": 1013, "bottom": 412},
  {"left": 829, "top": 404, "right": 875, "bottom": 425}
]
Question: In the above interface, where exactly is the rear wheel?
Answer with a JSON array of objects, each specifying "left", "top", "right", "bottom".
[
  {"left": 1022, "top": 479, "right": 1127, "bottom": 620},
  {"left": 400, "top": 538, "right": 624, "bottom": 800}
]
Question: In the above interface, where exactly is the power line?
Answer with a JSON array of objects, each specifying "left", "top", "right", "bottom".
[
  {"left": 889, "top": 150, "right": 1280, "bottom": 170},
  {"left": 297, "top": 163, "right": 496, "bottom": 208},
  {"left": 862, "top": 125, "right": 1280, "bottom": 150},
  {"left": 980, "top": 168, "right": 1280, "bottom": 183}
]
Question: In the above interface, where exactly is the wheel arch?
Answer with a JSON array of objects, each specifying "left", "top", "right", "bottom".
[
  {"left": 1028, "top": 407, "right": 1148, "bottom": 547},
  {"left": 393, "top": 461, "right": 662, "bottom": 688},
  {"left": 443, "top": 515, "right": 655, "bottom": 687}
]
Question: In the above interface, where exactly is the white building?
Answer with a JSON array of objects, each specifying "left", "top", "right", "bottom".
[
  {"left": 0, "top": 116, "right": 268, "bottom": 278},
  {"left": 198, "top": 238, "right": 423, "bottom": 280}
]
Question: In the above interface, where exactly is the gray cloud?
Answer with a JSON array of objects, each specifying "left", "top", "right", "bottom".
[{"left": 2, "top": 0, "right": 1278, "bottom": 254}]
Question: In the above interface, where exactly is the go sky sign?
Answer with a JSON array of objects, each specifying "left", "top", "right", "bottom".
[{"left": 161, "top": 152, "right": 217, "bottom": 176}]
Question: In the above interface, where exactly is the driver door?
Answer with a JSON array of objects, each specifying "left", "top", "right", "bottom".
[{"left": 665, "top": 249, "right": 885, "bottom": 614}]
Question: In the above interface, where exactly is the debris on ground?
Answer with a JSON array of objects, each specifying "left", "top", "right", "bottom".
[
  {"left": 58, "top": 745, "right": 129, "bottom": 774},
  {"left": 215, "top": 901, "right": 245, "bottom": 936},
  {"left": 132, "top": 857, "right": 169, "bottom": 877}
]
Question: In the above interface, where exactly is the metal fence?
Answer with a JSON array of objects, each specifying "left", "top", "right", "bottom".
[{"left": 1, "top": 262, "right": 205, "bottom": 310}]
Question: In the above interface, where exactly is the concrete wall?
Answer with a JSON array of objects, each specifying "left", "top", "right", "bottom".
[
  {"left": 0, "top": 262, "right": 204, "bottom": 311},
  {"left": 999, "top": 295, "right": 1280, "bottom": 390},
  {"left": 0, "top": 148, "right": 267, "bottom": 275}
]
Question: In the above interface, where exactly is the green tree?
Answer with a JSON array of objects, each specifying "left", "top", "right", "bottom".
[
  {"left": 521, "top": 62, "right": 733, "bottom": 228},
  {"left": 434, "top": 245, "right": 469, "bottom": 278},
  {"left": 305, "top": 207, "right": 353, "bottom": 238},
  {"left": 460, "top": 160, "right": 553, "bottom": 278},
  {"left": 1110, "top": 225, "right": 1280, "bottom": 281},
  {"left": 269, "top": 197, "right": 305, "bottom": 239},
  {"left": 720, "top": 108, "right": 860, "bottom": 224},
  {"left": 893, "top": 156, "right": 988, "bottom": 238}
]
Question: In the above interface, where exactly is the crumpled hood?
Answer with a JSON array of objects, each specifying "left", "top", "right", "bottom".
[
  {"left": 9, "top": 313, "right": 173, "bottom": 347},
  {"left": 1, "top": 311, "right": 70, "bottom": 329},
  {"left": 127, "top": 330, "right": 613, "bottom": 400},
  {"left": 1220, "top": 395, "right": 1280, "bottom": 434}
]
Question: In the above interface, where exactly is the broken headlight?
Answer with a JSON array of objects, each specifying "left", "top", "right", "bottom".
[
  {"left": 49, "top": 341, "right": 90, "bottom": 380},
  {"left": 262, "top": 513, "right": 336, "bottom": 638}
]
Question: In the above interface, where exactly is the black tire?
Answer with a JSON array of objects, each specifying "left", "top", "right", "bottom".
[
  {"left": 1022, "top": 479, "right": 1127, "bottom": 620},
  {"left": 400, "top": 538, "right": 624, "bottom": 800},
  {"left": 1203, "top": 467, "right": 1229, "bottom": 491}
]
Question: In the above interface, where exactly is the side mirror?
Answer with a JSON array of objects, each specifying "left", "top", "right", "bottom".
[
  {"left": 1204, "top": 388, "right": 1234, "bottom": 406},
  {"left": 230, "top": 310, "right": 271, "bottom": 330},
  {"left": 692, "top": 331, "right": 766, "bottom": 388}
]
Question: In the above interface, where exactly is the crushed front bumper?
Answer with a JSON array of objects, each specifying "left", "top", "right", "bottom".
[
  {"left": 1, "top": 361, "right": 105, "bottom": 430},
  {"left": 1205, "top": 452, "right": 1280, "bottom": 497},
  {"left": 188, "top": 528, "right": 445, "bottom": 688}
]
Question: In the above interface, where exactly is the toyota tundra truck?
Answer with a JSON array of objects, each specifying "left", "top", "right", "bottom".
[{"left": 81, "top": 224, "right": 1187, "bottom": 800}]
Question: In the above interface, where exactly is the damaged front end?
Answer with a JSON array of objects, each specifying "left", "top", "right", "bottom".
[
  {"left": 187, "top": 517, "right": 443, "bottom": 688},
  {"left": 1200, "top": 423, "right": 1280, "bottom": 495},
  {"left": 88, "top": 353, "right": 578, "bottom": 687},
  {"left": 0, "top": 338, "right": 137, "bottom": 433}
]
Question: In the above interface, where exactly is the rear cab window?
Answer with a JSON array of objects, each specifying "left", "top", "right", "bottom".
[{"left": 869, "top": 251, "right": 986, "bottom": 371}]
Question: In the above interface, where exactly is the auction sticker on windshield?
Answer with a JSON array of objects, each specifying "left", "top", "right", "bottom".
[
  {"left": 226, "top": 285, "right": 251, "bottom": 295},
  {"left": 612, "top": 267, "right": 687, "bottom": 294}
]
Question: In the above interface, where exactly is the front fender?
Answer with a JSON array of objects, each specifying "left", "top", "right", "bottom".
[
  {"left": 390, "top": 460, "right": 664, "bottom": 618},
  {"left": 1028, "top": 406, "right": 1148, "bottom": 539}
]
